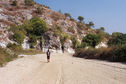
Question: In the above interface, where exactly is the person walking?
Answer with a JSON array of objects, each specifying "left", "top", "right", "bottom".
[
  {"left": 61, "top": 45, "right": 64, "bottom": 53},
  {"left": 46, "top": 49, "right": 50, "bottom": 62}
]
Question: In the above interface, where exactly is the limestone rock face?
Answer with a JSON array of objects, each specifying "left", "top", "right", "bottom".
[
  {"left": 95, "top": 42, "right": 108, "bottom": 49},
  {"left": 22, "top": 37, "right": 30, "bottom": 49},
  {"left": 0, "top": 0, "right": 99, "bottom": 53},
  {"left": 64, "top": 40, "right": 75, "bottom": 54},
  {"left": 0, "top": 29, "right": 10, "bottom": 48},
  {"left": 43, "top": 31, "right": 61, "bottom": 50},
  {"left": 42, "top": 32, "right": 74, "bottom": 53}
]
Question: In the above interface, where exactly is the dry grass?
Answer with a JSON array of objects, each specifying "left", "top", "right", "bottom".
[
  {"left": 7, "top": 43, "right": 44, "bottom": 55},
  {"left": 74, "top": 46, "right": 126, "bottom": 62},
  {"left": 0, "top": 4, "right": 2, "bottom": 7},
  {"left": 50, "top": 12, "right": 64, "bottom": 21},
  {"left": 68, "top": 27, "right": 75, "bottom": 33},
  {"left": 3, "top": 10, "right": 16, "bottom": 16},
  {"left": 17, "top": 49, "right": 44, "bottom": 55},
  {"left": 0, "top": 47, "right": 18, "bottom": 67},
  {"left": 0, "top": 19, "right": 14, "bottom": 26},
  {"left": 0, "top": 31, "right": 2, "bottom": 35},
  {"left": 0, "top": 45, "right": 44, "bottom": 67}
]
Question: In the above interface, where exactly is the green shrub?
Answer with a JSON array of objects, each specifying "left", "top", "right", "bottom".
[
  {"left": 81, "top": 33, "right": 102, "bottom": 48},
  {"left": 71, "top": 36, "right": 80, "bottom": 49},
  {"left": 9, "top": 17, "right": 48, "bottom": 49},
  {"left": 60, "top": 33, "right": 70, "bottom": 43},
  {"left": 11, "top": 31, "right": 25, "bottom": 45},
  {"left": 78, "top": 42, "right": 87, "bottom": 48},
  {"left": 96, "top": 29, "right": 106, "bottom": 40},
  {"left": 7, "top": 43, "right": 23, "bottom": 52},
  {"left": 108, "top": 32, "right": 126, "bottom": 46},
  {"left": 9, "top": 25, "right": 26, "bottom": 45},
  {"left": 25, "top": 0, "right": 34, "bottom": 6}
]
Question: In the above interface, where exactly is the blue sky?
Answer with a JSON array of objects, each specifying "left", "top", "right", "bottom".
[{"left": 35, "top": 0, "right": 126, "bottom": 34}]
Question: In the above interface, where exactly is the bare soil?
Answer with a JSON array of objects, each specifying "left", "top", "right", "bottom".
[{"left": 0, "top": 53, "right": 126, "bottom": 84}]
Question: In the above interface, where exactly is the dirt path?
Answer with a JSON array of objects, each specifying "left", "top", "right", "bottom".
[{"left": 0, "top": 53, "right": 126, "bottom": 84}]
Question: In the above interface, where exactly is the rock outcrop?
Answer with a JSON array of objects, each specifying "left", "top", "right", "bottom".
[{"left": 0, "top": 0, "right": 100, "bottom": 53}]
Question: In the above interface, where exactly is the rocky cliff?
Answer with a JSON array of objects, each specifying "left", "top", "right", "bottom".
[{"left": 0, "top": 0, "right": 97, "bottom": 53}]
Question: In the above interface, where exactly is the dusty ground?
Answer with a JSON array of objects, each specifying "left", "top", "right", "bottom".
[{"left": 0, "top": 53, "right": 126, "bottom": 84}]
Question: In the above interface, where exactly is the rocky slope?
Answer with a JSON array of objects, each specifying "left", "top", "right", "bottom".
[{"left": 0, "top": 0, "right": 99, "bottom": 53}]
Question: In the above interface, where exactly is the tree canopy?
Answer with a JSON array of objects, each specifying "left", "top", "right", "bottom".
[
  {"left": 108, "top": 32, "right": 126, "bottom": 46},
  {"left": 81, "top": 33, "right": 102, "bottom": 48},
  {"left": 78, "top": 16, "right": 84, "bottom": 23}
]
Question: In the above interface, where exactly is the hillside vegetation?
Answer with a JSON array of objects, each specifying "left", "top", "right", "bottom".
[
  {"left": 0, "top": 0, "right": 125, "bottom": 65},
  {"left": 74, "top": 33, "right": 126, "bottom": 62},
  {"left": 0, "top": 47, "right": 17, "bottom": 66}
]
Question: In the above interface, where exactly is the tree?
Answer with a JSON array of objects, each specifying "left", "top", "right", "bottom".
[
  {"left": 30, "top": 16, "right": 48, "bottom": 37},
  {"left": 78, "top": 16, "right": 84, "bottom": 23},
  {"left": 64, "top": 13, "right": 72, "bottom": 19},
  {"left": 25, "top": 0, "right": 34, "bottom": 6},
  {"left": 88, "top": 21, "right": 94, "bottom": 28},
  {"left": 28, "top": 34, "right": 37, "bottom": 48},
  {"left": 81, "top": 33, "right": 102, "bottom": 48},
  {"left": 97, "top": 30, "right": 106, "bottom": 40},
  {"left": 108, "top": 32, "right": 126, "bottom": 46},
  {"left": 23, "top": 16, "right": 48, "bottom": 48}
]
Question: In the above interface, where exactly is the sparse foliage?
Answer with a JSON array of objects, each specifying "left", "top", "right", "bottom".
[
  {"left": 100, "top": 27, "right": 105, "bottom": 31},
  {"left": 25, "top": 0, "right": 34, "bottom": 6},
  {"left": 64, "top": 13, "right": 72, "bottom": 19},
  {"left": 78, "top": 16, "right": 84, "bottom": 23},
  {"left": 71, "top": 36, "right": 80, "bottom": 49},
  {"left": 88, "top": 21, "right": 94, "bottom": 28}
]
